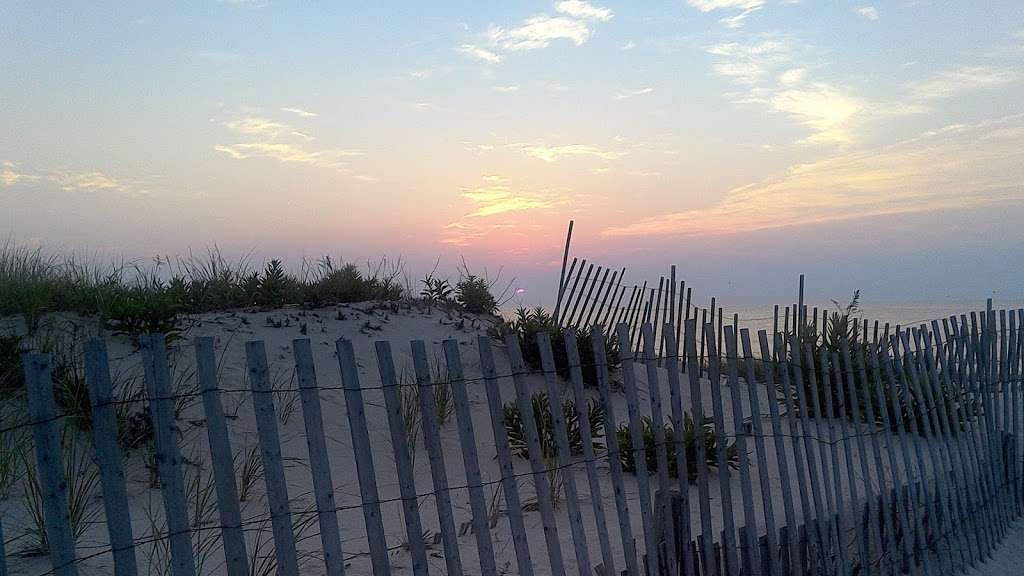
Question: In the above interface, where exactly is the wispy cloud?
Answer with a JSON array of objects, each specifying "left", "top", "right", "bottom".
[
  {"left": 603, "top": 114, "right": 1024, "bottom": 237},
  {"left": 687, "top": 0, "right": 765, "bottom": 28},
  {"left": 771, "top": 84, "right": 864, "bottom": 144},
  {"left": 492, "top": 85, "right": 521, "bottom": 93},
  {"left": 280, "top": 107, "right": 318, "bottom": 118},
  {"left": 910, "top": 66, "right": 1021, "bottom": 100},
  {"left": 855, "top": 6, "right": 879, "bottom": 20},
  {"left": 555, "top": 0, "right": 613, "bottom": 22},
  {"left": 458, "top": 44, "right": 504, "bottom": 64},
  {"left": 510, "top": 143, "right": 623, "bottom": 162},
  {"left": 443, "top": 178, "right": 569, "bottom": 245},
  {"left": 461, "top": 186, "right": 554, "bottom": 217},
  {"left": 48, "top": 171, "right": 142, "bottom": 194},
  {"left": 0, "top": 163, "right": 41, "bottom": 186},
  {"left": 614, "top": 87, "right": 654, "bottom": 100}
]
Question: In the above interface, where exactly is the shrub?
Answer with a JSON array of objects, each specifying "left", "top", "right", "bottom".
[
  {"left": 100, "top": 283, "right": 181, "bottom": 340},
  {"left": 494, "top": 306, "right": 619, "bottom": 387},
  {"left": 420, "top": 274, "right": 453, "bottom": 306},
  {"left": 503, "top": 391, "right": 604, "bottom": 459},
  {"left": 616, "top": 414, "right": 738, "bottom": 480},
  {"left": 455, "top": 275, "right": 497, "bottom": 314},
  {"left": 306, "top": 258, "right": 402, "bottom": 306},
  {"left": 254, "top": 259, "right": 301, "bottom": 307}
]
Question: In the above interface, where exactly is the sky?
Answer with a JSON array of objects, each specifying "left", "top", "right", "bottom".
[{"left": 2, "top": 1, "right": 1023, "bottom": 306}]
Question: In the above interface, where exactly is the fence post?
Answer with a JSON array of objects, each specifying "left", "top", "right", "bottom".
[
  {"left": 140, "top": 334, "right": 196, "bottom": 576},
  {"left": 687, "top": 320, "right": 717, "bottom": 576},
  {"left": 591, "top": 325, "right": 641, "bottom": 576},
  {"left": 536, "top": 333, "right": 592, "bottom": 575},
  {"left": 663, "top": 328, "right": 696, "bottom": 576},
  {"left": 443, "top": 339, "right": 499, "bottom": 574},
  {"left": 194, "top": 337, "right": 250, "bottom": 576},
  {"left": 504, "top": 334, "right": 567, "bottom": 574},
  {"left": 292, "top": 338, "right": 346, "bottom": 576},
  {"left": 246, "top": 341, "right": 300, "bottom": 576},
  {"left": 641, "top": 324, "right": 676, "bottom": 572},
  {"left": 703, "top": 323, "right": 739, "bottom": 576},
  {"left": 724, "top": 326, "right": 760, "bottom": 575},
  {"left": 84, "top": 339, "right": 138, "bottom": 576},
  {"left": 477, "top": 336, "right": 536, "bottom": 576},
  {"left": 23, "top": 352, "right": 78, "bottom": 576}
]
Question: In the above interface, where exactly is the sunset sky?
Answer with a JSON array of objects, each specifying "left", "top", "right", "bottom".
[{"left": 2, "top": 1, "right": 1022, "bottom": 304}]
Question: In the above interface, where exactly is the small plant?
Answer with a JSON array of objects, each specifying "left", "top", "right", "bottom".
[
  {"left": 494, "top": 306, "right": 620, "bottom": 387},
  {"left": 420, "top": 274, "right": 453, "bottom": 307},
  {"left": 256, "top": 259, "right": 300, "bottom": 307},
  {"left": 399, "top": 379, "right": 421, "bottom": 467},
  {"left": 237, "top": 444, "right": 263, "bottom": 502},
  {"left": 503, "top": 391, "right": 604, "bottom": 459},
  {"left": 432, "top": 366, "right": 455, "bottom": 427},
  {"left": 455, "top": 274, "right": 497, "bottom": 315},
  {"left": 100, "top": 282, "right": 181, "bottom": 340},
  {"left": 21, "top": 430, "right": 101, "bottom": 555},
  {"left": 616, "top": 414, "right": 738, "bottom": 481}
]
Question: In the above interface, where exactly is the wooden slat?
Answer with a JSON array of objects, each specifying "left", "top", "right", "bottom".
[
  {"left": 504, "top": 333, "right": 566, "bottom": 574},
  {"left": 616, "top": 324, "right": 659, "bottom": 573},
  {"left": 246, "top": 340, "right": 300, "bottom": 576},
  {"left": 23, "top": 352, "right": 79, "bottom": 576},
  {"left": 565, "top": 329, "right": 616, "bottom": 575},
  {"left": 140, "top": 334, "right": 196, "bottom": 576},
  {"left": 593, "top": 325, "right": 641, "bottom": 576},
  {"left": 702, "top": 322, "right": 738, "bottom": 576},
  {"left": 535, "top": 333, "right": 592, "bottom": 575},
  {"left": 443, "top": 339, "right": 498, "bottom": 574},
  {"left": 194, "top": 337, "right": 249, "bottom": 576},
  {"left": 788, "top": 338, "right": 828, "bottom": 567},
  {"left": 803, "top": 345, "right": 837, "bottom": 570},
  {"left": 775, "top": 335, "right": 813, "bottom": 574},
  {"left": 292, "top": 338, "right": 346, "bottom": 576},
  {"left": 641, "top": 324, "right": 676, "bottom": 573},
  {"left": 84, "top": 339, "right": 138, "bottom": 576},
  {"left": 723, "top": 327, "right": 760, "bottom": 575},
  {"left": 686, "top": 320, "right": 717, "bottom": 576},
  {"left": 477, "top": 336, "right": 535, "bottom": 575},
  {"left": 374, "top": 340, "right": 428, "bottom": 576},
  {"left": 663, "top": 328, "right": 696, "bottom": 576},
  {"left": 828, "top": 348, "right": 862, "bottom": 574}
]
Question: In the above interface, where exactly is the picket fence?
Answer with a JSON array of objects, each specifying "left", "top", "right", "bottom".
[{"left": 7, "top": 307, "right": 1024, "bottom": 576}]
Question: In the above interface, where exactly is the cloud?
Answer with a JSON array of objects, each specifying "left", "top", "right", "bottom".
[
  {"left": 442, "top": 179, "right": 567, "bottom": 245},
  {"left": 48, "top": 171, "right": 141, "bottom": 194},
  {"left": 492, "top": 85, "right": 521, "bottom": 93},
  {"left": 223, "top": 117, "right": 291, "bottom": 136},
  {"left": 457, "top": 44, "right": 503, "bottom": 64},
  {"left": 614, "top": 87, "right": 654, "bottom": 100},
  {"left": 687, "top": 0, "right": 765, "bottom": 28},
  {"left": 779, "top": 67, "right": 806, "bottom": 85},
  {"left": 620, "top": 41, "right": 636, "bottom": 50},
  {"left": 705, "top": 38, "right": 793, "bottom": 84},
  {"left": 280, "top": 107, "right": 318, "bottom": 118},
  {"left": 770, "top": 84, "right": 864, "bottom": 144},
  {"left": 214, "top": 142, "right": 362, "bottom": 168},
  {"left": 855, "top": 6, "right": 879, "bottom": 20},
  {"left": 510, "top": 143, "right": 623, "bottom": 162},
  {"left": 1, "top": 165, "right": 41, "bottom": 186},
  {"left": 602, "top": 114, "right": 1024, "bottom": 238},
  {"left": 910, "top": 66, "right": 1021, "bottom": 100},
  {"left": 461, "top": 186, "right": 554, "bottom": 217},
  {"left": 490, "top": 16, "right": 591, "bottom": 51},
  {"left": 554, "top": 0, "right": 613, "bottom": 21}
]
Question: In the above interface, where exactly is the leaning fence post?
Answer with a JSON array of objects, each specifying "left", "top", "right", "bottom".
[
  {"left": 641, "top": 324, "right": 676, "bottom": 572},
  {"left": 84, "top": 339, "right": 138, "bottom": 576},
  {"left": 687, "top": 320, "right": 718, "bottom": 576},
  {"left": 140, "top": 334, "right": 196, "bottom": 576},
  {"left": 443, "top": 339, "right": 499, "bottom": 574},
  {"left": 724, "top": 326, "right": 760, "bottom": 576},
  {"left": 504, "top": 334, "right": 567, "bottom": 574},
  {"left": 246, "top": 341, "right": 300, "bottom": 576},
  {"left": 410, "top": 340, "right": 463, "bottom": 575},
  {"left": 194, "top": 337, "right": 249, "bottom": 576},
  {"left": 23, "top": 352, "right": 79, "bottom": 576},
  {"left": 664, "top": 328, "right": 696, "bottom": 576},
  {"left": 292, "top": 338, "right": 346, "bottom": 576},
  {"left": 704, "top": 323, "right": 738, "bottom": 576},
  {"left": 477, "top": 336, "right": 535, "bottom": 576}
]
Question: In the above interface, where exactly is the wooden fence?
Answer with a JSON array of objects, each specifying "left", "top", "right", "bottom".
[{"left": 6, "top": 308, "right": 1024, "bottom": 576}]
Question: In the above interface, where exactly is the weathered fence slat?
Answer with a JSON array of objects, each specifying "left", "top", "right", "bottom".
[
  {"left": 663, "top": 328, "right": 696, "bottom": 576},
  {"left": 818, "top": 348, "right": 849, "bottom": 576},
  {"left": 292, "top": 338, "right": 346, "bottom": 576},
  {"left": 593, "top": 325, "right": 641, "bottom": 576},
  {"left": 536, "top": 333, "right": 592, "bottom": 575},
  {"left": 246, "top": 341, "right": 300, "bottom": 576},
  {"left": 703, "top": 322, "right": 739, "bottom": 576},
  {"left": 565, "top": 329, "right": 616, "bottom": 575},
  {"left": 776, "top": 335, "right": 813, "bottom": 574},
  {"left": 374, "top": 341, "right": 429, "bottom": 575},
  {"left": 616, "top": 324, "right": 659, "bottom": 573},
  {"left": 84, "top": 339, "right": 138, "bottom": 576},
  {"left": 443, "top": 339, "right": 499, "bottom": 574},
  {"left": 830, "top": 348, "right": 864, "bottom": 574},
  {"left": 724, "top": 326, "right": 761, "bottom": 576},
  {"left": 641, "top": 324, "right": 676, "bottom": 573},
  {"left": 409, "top": 340, "right": 462, "bottom": 576},
  {"left": 140, "top": 334, "right": 196, "bottom": 576},
  {"left": 24, "top": 353, "right": 79, "bottom": 576},
  {"left": 504, "top": 333, "right": 567, "bottom": 574},
  {"left": 687, "top": 320, "right": 717, "bottom": 576},
  {"left": 194, "top": 337, "right": 248, "bottom": 576},
  {"left": 477, "top": 336, "right": 536, "bottom": 576},
  {"left": 788, "top": 338, "right": 828, "bottom": 569}
]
